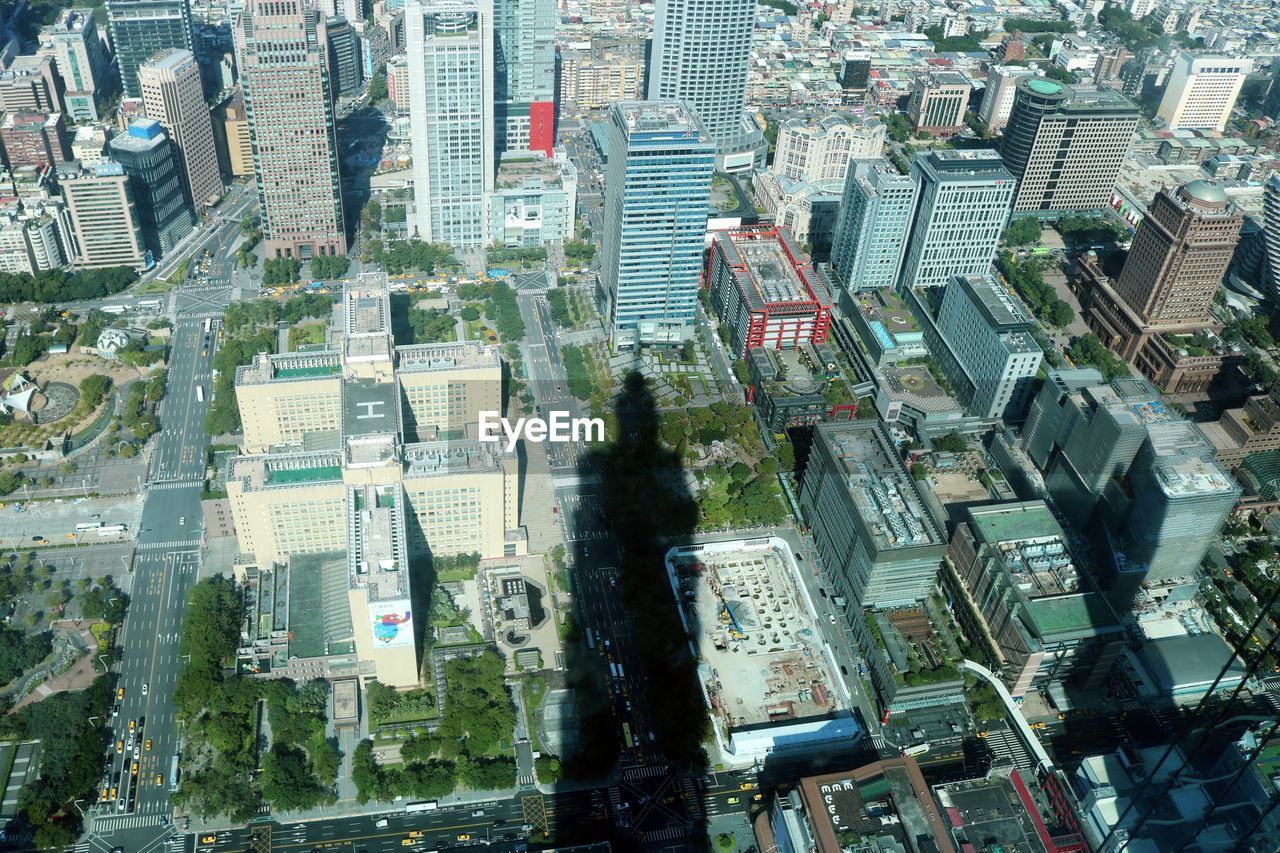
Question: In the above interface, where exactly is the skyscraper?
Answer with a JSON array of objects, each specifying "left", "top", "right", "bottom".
[
  {"left": 898, "top": 150, "right": 1015, "bottom": 291},
  {"left": 325, "top": 16, "right": 363, "bottom": 96},
  {"left": 235, "top": 0, "right": 347, "bottom": 260},
  {"left": 600, "top": 101, "right": 713, "bottom": 349},
  {"left": 648, "top": 0, "right": 763, "bottom": 171},
  {"left": 1114, "top": 180, "right": 1243, "bottom": 327},
  {"left": 493, "top": 0, "right": 555, "bottom": 156},
  {"left": 405, "top": 0, "right": 494, "bottom": 248},
  {"left": 138, "top": 49, "right": 222, "bottom": 216},
  {"left": 37, "top": 10, "right": 114, "bottom": 121},
  {"left": 830, "top": 158, "right": 918, "bottom": 293},
  {"left": 1156, "top": 52, "right": 1251, "bottom": 131},
  {"left": 1001, "top": 79, "right": 1139, "bottom": 215},
  {"left": 108, "top": 119, "right": 194, "bottom": 257},
  {"left": 106, "top": 0, "right": 194, "bottom": 98}
]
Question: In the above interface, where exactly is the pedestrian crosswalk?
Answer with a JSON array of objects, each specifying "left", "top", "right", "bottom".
[
  {"left": 149, "top": 479, "right": 202, "bottom": 491},
  {"left": 139, "top": 539, "right": 202, "bottom": 551},
  {"left": 985, "top": 729, "right": 1036, "bottom": 774},
  {"left": 678, "top": 778, "right": 702, "bottom": 821},
  {"left": 1120, "top": 699, "right": 1142, "bottom": 712},
  {"left": 870, "top": 733, "right": 888, "bottom": 750},
  {"left": 92, "top": 813, "right": 168, "bottom": 831},
  {"left": 624, "top": 764, "right": 668, "bottom": 781},
  {"left": 643, "top": 825, "right": 687, "bottom": 843},
  {"left": 518, "top": 774, "right": 536, "bottom": 787}
]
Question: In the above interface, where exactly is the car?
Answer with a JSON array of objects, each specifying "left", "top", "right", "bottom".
[
  {"left": 400, "top": 840, "right": 415, "bottom": 847},
  {"left": 131, "top": 762, "right": 139, "bottom": 775},
  {"left": 117, "top": 799, "right": 126, "bottom": 812},
  {"left": 179, "top": 516, "right": 185, "bottom": 526},
  {"left": 456, "top": 835, "right": 472, "bottom": 842},
  {"left": 142, "top": 683, "right": 148, "bottom": 696},
  {"left": 739, "top": 782, "right": 757, "bottom": 790},
  {"left": 132, "top": 747, "right": 140, "bottom": 759},
  {"left": 156, "top": 773, "right": 164, "bottom": 786},
  {"left": 116, "top": 740, "right": 124, "bottom": 753},
  {"left": 201, "top": 836, "right": 217, "bottom": 845},
  {"left": 116, "top": 688, "right": 125, "bottom": 701},
  {"left": 129, "top": 719, "right": 136, "bottom": 732},
  {"left": 408, "top": 832, "right": 423, "bottom": 839},
  {"left": 829, "top": 613, "right": 836, "bottom": 623},
  {"left": 110, "top": 786, "right": 118, "bottom": 799},
  {"left": 145, "top": 739, "right": 152, "bottom": 751},
  {"left": 584, "top": 546, "right": 590, "bottom": 557},
  {"left": 727, "top": 797, "right": 740, "bottom": 805},
  {"left": 101, "top": 785, "right": 109, "bottom": 800},
  {"left": 753, "top": 793, "right": 763, "bottom": 801}
]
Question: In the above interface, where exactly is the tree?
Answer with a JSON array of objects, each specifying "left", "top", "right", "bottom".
[
  {"left": 310, "top": 255, "right": 350, "bottom": 281},
  {"left": 0, "top": 624, "right": 53, "bottom": 681},
  {"left": 460, "top": 305, "right": 481, "bottom": 322},
  {"left": 1043, "top": 65, "right": 1075, "bottom": 83},
  {"left": 1046, "top": 299, "right": 1076, "bottom": 328},
  {"left": 1067, "top": 334, "right": 1130, "bottom": 381},
  {"left": 1001, "top": 217, "right": 1042, "bottom": 246},
  {"left": 368, "top": 69, "right": 388, "bottom": 104},
  {"left": 263, "top": 257, "right": 301, "bottom": 285},
  {"left": 934, "top": 431, "right": 967, "bottom": 453},
  {"left": 534, "top": 755, "right": 561, "bottom": 783},
  {"left": 79, "top": 374, "right": 112, "bottom": 409}
]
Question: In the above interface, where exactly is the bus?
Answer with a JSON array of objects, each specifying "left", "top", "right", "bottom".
[
  {"left": 610, "top": 662, "right": 620, "bottom": 679},
  {"left": 405, "top": 802, "right": 438, "bottom": 814},
  {"left": 169, "top": 755, "right": 180, "bottom": 791},
  {"left": 203, "top": 317, "right": 212, "bottom": 334},
  {"left": 76, "top": 522, "right": 103, "bottom": 531},
  {"left": 622, "top": 722, "right": 634, "bottom": 749},
  {"left": 196, "top": 385, "right": 205, "bottom": 403},
  {"left": 586, "top": 628, "right": 595, "bottom": 649},
  {"left": 102, "top": 305, "right": 128, "bottom": 315},
  {"left": 97, "top": 524, "right": 127, "bottom": 536},
  {"left": 139, "top": 299, "right": 162, "bottom": 311}
]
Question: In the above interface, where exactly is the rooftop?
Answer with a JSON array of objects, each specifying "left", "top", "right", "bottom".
[
  {"left": 402, "top": 440, "right": 502, "bottom": 477},
  {"left": 236, "top": 350, "right": 342, "bottom": 386},
  {"left": 228, "top": 450, "right": 345, "bottom": 491},
  {"left": 934, "top": 771, "right": 1053, "bottom": 853},
  {"left": 614, "top": 100, "right": 709, "bottom": 141},
  {"left": 396, "top": 340, "right": 500, "bottom": 373},
  {"left": 342, "top": 379, "right": 399, "bottom": 439},
  {"left": 954, "top": 273, "right": 1030, "bottom": 329},
  {"left": 287, "top": 551, "right": 356, "bottom": 659},
  {"left": 820, "top": 420, "right": 943, "bottom": 552},
  {"left": 713, "top": 226, "right": 832, "bottom": 311},
  {"left": 1141, "top": 634, "right": 1249, "bottom": 690},
  {"left": 348, "top": 483, "right": 410, "bottom": 603},
  {"left": 494, "top": 152, "right": 568, "bottom": 190}
]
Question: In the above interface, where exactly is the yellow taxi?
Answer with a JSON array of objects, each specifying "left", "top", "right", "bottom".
[
  {"left": 129, "top": 719, "right": 136, "bottom": 732},
  {"left": 116, "top": 740, "right": 124, "bottom": 753},
  {"left": 110, "top": 787, "right": 117, "bottom": 800},
  {"left": 401, "top": 840, "right": 415, "bottom": 847},
  {"left": 101, "top": 786, "right": 109, "bottom": 800},
  {"left": 131, "top": 762, "right": 139, "bottom": 775},
  {"left": 155, "top": 774, "right": 164, "bottom": 786},
  {"left": 457, "top": 835, "right": 472, "bottom": 842},
  {"left": 117, "top": 687, "right": 125, "bottom": 700},
  {"left": 727, "top": 797, "right": 740, "bottom": 805},
  {"left": 145, "top": 739, "right": 152, "bottom": 751},
  {"left": 201, "top": 836, "right": 217, "bottom": 845},
  {"left": 408, "top": 832, "right": 423, "bottom": 839},
  {"left": 739, "top": 782, "right": 757, "bottom": 790}
]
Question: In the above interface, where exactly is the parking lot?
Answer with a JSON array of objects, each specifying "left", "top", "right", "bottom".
[{"left": 0, "top": 494, "right": 143, "bottom": 551}]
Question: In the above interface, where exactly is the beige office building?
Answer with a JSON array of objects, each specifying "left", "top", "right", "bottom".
[
  {"left": 558, "top": 43, "right": 644, "bottom": 109},
  {"left": 60, "top": 163, "right": 148, "bottom": 269},
  {"left": 228, "top": 275, "right": 522, "bottom": 687},
  {"left": 138, "top": 49, "right": 223, "bottom": 215},
  {"left": 1156, "top": 52, "right": 1250, "bottom": 132},
  {"left": 214, "top": 92, "right": 253, "bottom": 177}
]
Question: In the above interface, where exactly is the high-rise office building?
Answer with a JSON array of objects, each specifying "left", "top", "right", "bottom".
[
  {"left": 108, "top": 119, "right": 193, "bottom": 257},
  {"left": 106, "top": 0, "right": 194, "bottom": 98},
  {"left": 898, "top": 150, "right": 1015, "bottom": 291},
  {"left": 772, "top": 116, "right": 885, "bottom": 185},
  {"left": 799, "top": 419, "right": 946, "bottom": 612},
  {"left": 1001, "top": 79, "right": 1139, "bottom": 215},
  {"left": 838, "top": 51, "right": 871, "bottom": 99},
  {"left": 977, "top": 65, "right": 1034, "bottom": 131},
  {"left": 1156, "top": 52, "right": 1251, "bottom": 131},
  {"left": 213, "top": 91, "right": 252, "bottom": 177},
  {"left": 235, "top": 0, "right": 347, "bottom": 260},
  {"left": 59, "top": 162, "right": 149, "bottom": 269},
  {"left": 325, "top": 16, "right": 363, "bottom": 96},
  {"left": 648, "top": 0, "right": 763, "bottom": 172},
  {"left": 1114, "top": 180, "right": 1242, "bottom": 328},
  {"left": 933, "top": 273, "right": 1043, "bottom": 420},
  {"left": 0, "top": 55, "right": 65, "bottom": 115},
  {"left": 829, "top": 158, "right": 918, "bottom": 293},
  {"left": 406, "top": 0, "right": 494, "bottom": 248},
  {"left": 906, "top": 71, "right": 972, "bottom": 136},
  {"left": 138, "top": 49, "right": 222, "bottom": 216},
  {"left": 599, "top": 101, "right": 714, "bottom": 349},
  {"left": 493, "top": 0, "right": 554, "bottom": 155},
  {"left": 37, "top": 10, "right": 114, "bottom": 121},
  {"left": 1121, "top": 420, "right": 1240, "bottom": 582}
]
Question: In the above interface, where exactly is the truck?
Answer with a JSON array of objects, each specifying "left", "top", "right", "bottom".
[
  {"left": 902, "top": 743, "right": 930, "bottom": 757},
  {"left": 196, "top": 385, "right": 205, "bottom": 403},
  {"left": 203, "top": 317, "right": 212, "bottom": 334},
  {"left": 585, "top": 628, "right": 595, "bottom": 649}
]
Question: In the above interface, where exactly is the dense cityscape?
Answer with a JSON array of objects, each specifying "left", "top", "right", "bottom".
[{"left": 0, "top": 0, "right": 1276, "bottom": 852}]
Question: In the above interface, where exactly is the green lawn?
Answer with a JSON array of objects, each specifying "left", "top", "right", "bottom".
[{"left": 288, "top": 323, "right": 327, "bottom": 351}]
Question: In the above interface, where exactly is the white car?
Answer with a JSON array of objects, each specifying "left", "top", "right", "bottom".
[
  {"left": 141, "top": 683, "right": 148, "bottom": 696},
  {"left": 179, "top": 516, "right": 185, "bottom": 526}
]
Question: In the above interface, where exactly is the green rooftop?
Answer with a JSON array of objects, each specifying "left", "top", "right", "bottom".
[
  {"left": 1026, "top": 593, "right": 1118, "bottom": 638},
  {"left": 267, "top": 465, "right": 342, "bottom": 485},
  {"left": 276, "top": 364, "right": 341, "bottom": 379},
  {"left": 970, "top": 502, "right": 1064, "bottom": 545}
]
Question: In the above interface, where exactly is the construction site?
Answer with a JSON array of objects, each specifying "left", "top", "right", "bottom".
[{"left": 667, "top": 537, "right": 860, "bottom": 766}]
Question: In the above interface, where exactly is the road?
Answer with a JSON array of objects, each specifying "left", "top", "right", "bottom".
[
  {"left": 86, "top": 297, "right": 230, "bottom": 853},
  {"left": 517, "top": 293, "right": 588, "bottom": 472}
]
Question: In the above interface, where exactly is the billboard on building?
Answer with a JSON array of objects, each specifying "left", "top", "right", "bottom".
[{"left": 369, "top": 600, "right": 414, "bottom": 648}]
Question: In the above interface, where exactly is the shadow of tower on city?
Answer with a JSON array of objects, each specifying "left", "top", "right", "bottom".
[{"left": 547, "top": 369, "right": 711, "bottom": 851}]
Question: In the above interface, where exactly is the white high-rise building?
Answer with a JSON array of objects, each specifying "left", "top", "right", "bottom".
[
  {"left": 648, "top": 0, "right": 763, "bottom": 172},
  {"left": 406, "top": 0, "right": 495, "bottom": 247},
  {"left": 772, "top": 116, "right": 885, "bottom": 185},
  {"left": 1156, "top": 52, "right": 1251, "bottom": 132},
  {"left": 1263, "top": 173, "right": 1280, "bottom": 303},
  {"left": 898, "top": 150, "right": 1015, "bottom": 291},
  {"left": 830, "top": 159, "right": 919, "bottom": 292}
]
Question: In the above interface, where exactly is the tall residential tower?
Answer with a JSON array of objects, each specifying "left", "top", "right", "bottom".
[
  {"left": 647, "top": 0, "right": 763, "bottom": 171},
  {"left": 830, "top": 158, "right": 919, "bottom": 293},
  {"left": 493, "top": 0, "right": 554, "bottom": 155},
  {"left": 235, "top": 0, "right": 347, "bottom": 259}
]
